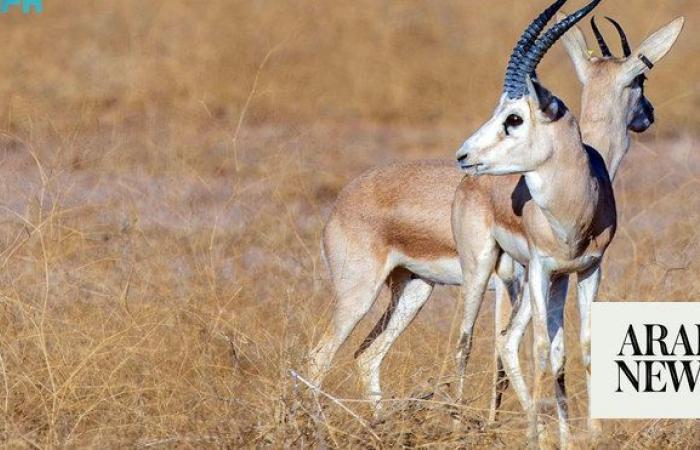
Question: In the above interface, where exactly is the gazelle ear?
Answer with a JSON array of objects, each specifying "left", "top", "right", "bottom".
[
  {"left": 527, "top": 77, "right": 567, "bottom": 122},
  {"left": 558, "top": 12, "right": 591, "bottom": 84},
  {"left": 622, "top": 17, "right": 684, "bottom": 82}
]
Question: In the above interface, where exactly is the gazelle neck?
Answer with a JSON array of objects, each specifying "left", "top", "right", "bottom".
[
  {"left": 524, "top": 123, "right": 599, "bottom": 244},
  {"left": 579, "top": 90, "right": 630, "bottom": 181}
]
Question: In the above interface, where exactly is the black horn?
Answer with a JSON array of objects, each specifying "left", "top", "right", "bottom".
[
  {"left": 606, "top": 16, "right": 631, "bottom": 57},
  {"left": 591, "top": 17, "right": 612, "bottom": 57},
  {"left": 512, "top": 0, "right": 603, "bottom": 99},
  {"left": 504, "top": 0, "right": 568, "bottom": 99}
]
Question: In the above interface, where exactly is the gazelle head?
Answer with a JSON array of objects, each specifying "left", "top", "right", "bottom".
[
  {"left": 455, "top": 79, "right": 576, "bottom": 176},
  {"left": 563, "top": 15, "right": 684, "bottom": 134},
  {"left": 456, "top": 0, "right": 601, "bottom": 176}
]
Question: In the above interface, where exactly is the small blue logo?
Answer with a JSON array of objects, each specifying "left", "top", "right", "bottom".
[{"left": 1, "top": 0, "right": 43, "bottom": 14}]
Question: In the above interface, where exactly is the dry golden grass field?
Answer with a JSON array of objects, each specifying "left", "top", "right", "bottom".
[{"left": 0, "top": 0, "right": 699, "bottom": 448}]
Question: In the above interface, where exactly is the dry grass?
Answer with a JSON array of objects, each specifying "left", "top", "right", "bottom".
[{"left": 0, "top": 0, "right": 698, "bottom": 448}]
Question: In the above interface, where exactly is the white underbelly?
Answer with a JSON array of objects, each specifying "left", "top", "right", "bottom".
[
  {"left": 399, "top": 255, "right": 463, "bottom": 285},
  {"left": 545, "top": 253, "right": 602, "bottom": 274}
]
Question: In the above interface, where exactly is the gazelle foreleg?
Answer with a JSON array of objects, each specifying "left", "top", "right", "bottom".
[
  {"left": 577, "top": 263, "right": 602, "bottom": 443},
  {"left": 548, "top": 275, "right": 571, "bottom": 449},
  {"left": 455, "top": 238, "right": 500, "bottom": 403},
  {"left": 489, "top": 258, "right": 525, "bottom": 423},
  {"left": 489, "top": 277, "right": 511, "bottom": 423},
  {"left": 494, "top": 282, "right": 532, "bottom": 421},
  {"left": 355, "top": 269, "right": 434, "bottom": 411},
  {"left": 527, "top": 256, "right": 553, "bottom": 449},
  {"left": 495, "top": 274, "right": 571, "bottom": 445}
]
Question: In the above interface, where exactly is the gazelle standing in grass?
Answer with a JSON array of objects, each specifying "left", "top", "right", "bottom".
[
  {"left": 451, "top": 9, "right": 684, "bottom": 449},
  {"left": 307, "top": 0, "right": 683, "bottom": 445},
  {"left": 307, "top": 0, "right": 570, "bottom": 398},
  {"left": 486, "top": 14, "right": 685, "bottom": 428}
]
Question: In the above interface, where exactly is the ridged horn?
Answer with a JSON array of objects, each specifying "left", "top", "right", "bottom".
[
  {"left": 605, "top": 16, "right": 631, "bottom": 57},
  {"left": 504, "top": 0, "right": 568, "bottom": 99},
  {"left": 511, "top": 0, "right": 603, "bottom": 99},
  {"left": 591, "top": 16, "right": 612, "bottom": 57}
]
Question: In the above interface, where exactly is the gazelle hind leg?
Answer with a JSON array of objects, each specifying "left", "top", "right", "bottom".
[
  {"left": 489, "top": 258, "right": 525, "bottom": 423},
  {"left": 307, "top": 269, "right": 389, "bottom": 386},
  {"left": 355, "top": 269, "right": 434, "bottom": 410},
  {"left": 497, "top": 283, "right": 533, "bottom": 417},
  {"left": 489, "top": 276, "right": 511, "bottom": 423},
  {"left": 307, "top": 227, "right": 392, "bottom": 386}
]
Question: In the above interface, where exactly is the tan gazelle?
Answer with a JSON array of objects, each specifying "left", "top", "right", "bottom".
[
  {"left": 307, "top": 0, "right": 683, "bottom": 447},
  {"left": 486, "top": 13, "right": 685, "bottom": 433},
  {"left": 452, "top": 11, "right": 683, "bottom": 450},
  {"left": 310, "top": 0, "right": 598, "bottom": 436},
  {"left": 307, "top": 0, "right": 570, "bottom": 400}
]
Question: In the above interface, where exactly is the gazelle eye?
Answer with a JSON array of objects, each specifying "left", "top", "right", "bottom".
[{"left": 504, "top": 114, "right": 524, "bottom": 135}]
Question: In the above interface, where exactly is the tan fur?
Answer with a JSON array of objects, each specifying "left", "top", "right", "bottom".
[
  {"left": 328, "top": 160, "right": 462, "bottom": 262},
  {"left": 453, "top": 117, "right": 616, "bottom": 267}
]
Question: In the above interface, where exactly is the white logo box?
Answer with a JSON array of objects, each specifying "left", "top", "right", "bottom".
[{"left": 591, "top": 302, "right": 700, "bottom": 419}]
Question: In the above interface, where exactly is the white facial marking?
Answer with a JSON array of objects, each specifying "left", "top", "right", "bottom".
[{"left": 456, "top": 94, "right": 547, "bottom": 176}]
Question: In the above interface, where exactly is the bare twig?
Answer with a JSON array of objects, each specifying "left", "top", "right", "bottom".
[
  {"left": 231, "top": 45, "right": 279, "bottom": 172},
  {"left": 289, "top": 369, "right": 381, "bottom": 442}
]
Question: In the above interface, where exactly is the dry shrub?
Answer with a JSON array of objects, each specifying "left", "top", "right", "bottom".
[{"left": 0, "top": 0, "right": 698, "bottom": 448}]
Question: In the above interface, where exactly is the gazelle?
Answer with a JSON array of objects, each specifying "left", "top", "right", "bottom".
[
  {"left": 307, "top": 0, "right": 682, "bottom": 442},
  {"left": 307, "top": 0, "right": 571, "bottom": 397},
  {"left": 452, "top": 10, "right": 684, "bottom": 450},
  {"left": 486, "top": 14, "right": 685, "bottom": 428},
  {"left": 310, "top": 0, "right": 596, "bottom": 409}
]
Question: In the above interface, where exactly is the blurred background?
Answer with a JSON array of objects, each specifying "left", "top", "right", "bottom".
[
  {"left": 0, "top": 0, "right": 698, "bottom": 447},
  {"left": 1, "top": 0, "right": 698, "bottom": 131}
]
